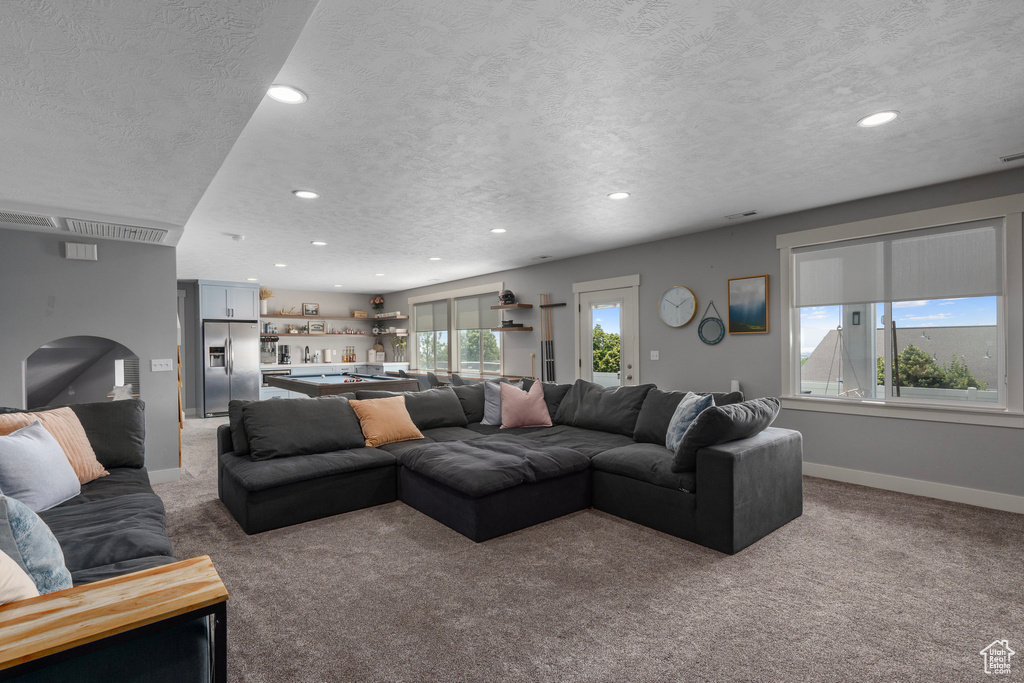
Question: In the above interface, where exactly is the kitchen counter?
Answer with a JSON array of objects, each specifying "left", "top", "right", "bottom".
[{"left": 261, "top": 362, "right": 410, "bottom": 370}]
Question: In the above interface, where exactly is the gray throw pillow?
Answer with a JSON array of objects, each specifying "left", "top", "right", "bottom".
[
  {"left": 355, "top": 387, "right": 468, "bottom": 430},
  {"left": 665, "top": 392, "right": 715, "bottom": 452},
  {"left": 0, "top": 494, "right": 72, "bottom": 594},
  {"left": 671, "top": 397, "right": 781, "bottom": 472},
  {"left": 0, "top": 421, "right": 81, "bottom": 512},
  {"left": 452, "top": 384, "right": 485, "bottom": 423},
  {"left": 480, "top": 380, "right": 522, "bottom": 426},
  {"left": 553, "top": 379, "right": 655, "bottom": 436},
  {"left": 228, "top": 399, "right": 252, "bottom": 456},
  {"left": 633, "top": 389, "right": 744, "bottom": 444},
  {"left": 242, "top": 397, "right": 365, "bottom": 460}
]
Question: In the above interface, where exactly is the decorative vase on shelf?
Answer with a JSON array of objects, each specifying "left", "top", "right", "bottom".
[{"left": 260, "top": 299, "right": 268, "bottom": 315}]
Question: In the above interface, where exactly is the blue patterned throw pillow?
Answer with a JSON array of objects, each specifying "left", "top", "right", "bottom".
[
  {"left": 665, "top": 392, "right": 715, "bottom": 452},
  {"left": 0, "top": 494, "right": 72, "bottom": 594}
]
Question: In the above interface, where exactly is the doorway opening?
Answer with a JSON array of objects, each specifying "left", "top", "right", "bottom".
[
  {"left": 25, "top": 336, "right": 139, "bottom": 409},
  {"left": 573, "top": 275, "right": 640, "bottom": 387}
]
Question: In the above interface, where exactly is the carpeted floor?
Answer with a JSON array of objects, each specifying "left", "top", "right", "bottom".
[{"left": 156, "top": 418, "right": 1024, "bottom": 682}]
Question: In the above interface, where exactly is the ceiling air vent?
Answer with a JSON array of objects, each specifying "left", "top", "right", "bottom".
[
  {"left": 1000, "top": 152, "right": 1024, "bottom": 164},
  {"left": 725, "top": 210, "right": 758, "bottom": 220},
  {"left": 0, "top": 211, "right": 58, "bottom": 229},
  {"left": 66, "top": 219, "right": 168, "bottom": 244}
]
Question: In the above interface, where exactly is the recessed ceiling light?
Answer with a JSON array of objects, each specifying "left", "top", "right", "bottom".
[
  {"left": 607, "top": 192, "right": 630, "bottom": 200},
  {"left": 310, "top": 241, "right": 327, "bottom": 246},
  {"left": 292, "top": 190, "right": 319, "bottom": 199},
  {"left": 490, "top": 228, "right": 507, "bottom": 234},
  {"left": 857, "top": 111, "right": 899, "bottom": 127},
  {"left": 429, "top": 257, "right": 442, "bottom": 261},
  {"left": 274, "top": 263, "right": 287, "bottom": 268},
  {"left": 267, "top": 84, "right": 307, "bottom": 104},
  {"left": 374, "top": 273, "right": 384, "bottom": 277},
  {"left": 246, "top": 278, "right": 258, "bottom": 281},
  {"left": 333, "top": 284, "right": 343, "bottom": 288}
]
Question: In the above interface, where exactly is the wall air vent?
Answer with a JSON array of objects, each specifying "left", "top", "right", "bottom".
[
  {"left": 1000, "top": 152, "right": 1024, "bottom": 164},
  {"left": 0, "top": 211, "right": 58, "bottom": 228},
  {"left": 66, "top": 219, "right": 168, "bottom": 243},
  {"left": 725, "top": 210, "right": 758, "bottom": 220}
]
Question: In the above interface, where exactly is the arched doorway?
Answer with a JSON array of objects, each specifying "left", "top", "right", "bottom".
[{"left": 25, "top": 336, "right": 139, "bottom": 409}]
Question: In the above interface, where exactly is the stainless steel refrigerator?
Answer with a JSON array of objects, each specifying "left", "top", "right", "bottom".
[{"left": 203, "top": 321, "right": 260, "bottom": 416}]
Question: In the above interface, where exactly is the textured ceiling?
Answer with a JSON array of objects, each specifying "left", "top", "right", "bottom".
[
  {"left": 4, "top": 2, "right": 1022, "bottom": 289},
  {"left": 0, "top": 0, "right": 317, "bottom": 238}
]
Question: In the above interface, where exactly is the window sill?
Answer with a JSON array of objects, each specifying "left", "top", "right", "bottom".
[{"left": 780, "top": 395, "right": 1024, "bottom": 428}]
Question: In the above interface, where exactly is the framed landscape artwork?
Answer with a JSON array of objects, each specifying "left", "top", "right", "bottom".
[{"left": 728, "top": 275, "right": 768, "bottom": 334}]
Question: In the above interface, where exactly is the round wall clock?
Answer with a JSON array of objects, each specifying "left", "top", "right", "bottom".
[{"left": 659, "top": 286, "right": 697, "bottom": 327}]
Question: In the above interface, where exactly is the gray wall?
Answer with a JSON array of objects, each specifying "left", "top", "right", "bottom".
[
  {"left": 0, "top": 229, "right": 181, "bottom": 477},
  {"left": 390, "top": 166, "right": 1024, "bottom": 499}
]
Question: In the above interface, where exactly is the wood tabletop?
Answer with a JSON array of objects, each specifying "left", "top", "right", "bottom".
[{"left": 0, "top": 555, "right": 228, "bottom": 671}]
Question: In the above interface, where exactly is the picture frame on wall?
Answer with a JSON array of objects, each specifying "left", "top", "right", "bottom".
[
  {"left": 308, "top": 320, "right": 325, "bottom": 334},
  {"left": 302, "top": 302, "right": 320, "bottom": 317},
  {"left": 727, "top": 275, "right": 769, "bottom": 334}
]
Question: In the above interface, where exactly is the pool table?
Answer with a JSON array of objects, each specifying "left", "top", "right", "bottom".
[{"left": 267, "top": 372, "right": 421, "bottom": 397}]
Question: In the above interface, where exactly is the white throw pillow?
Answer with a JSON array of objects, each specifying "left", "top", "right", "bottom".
[
  {"left": 0, "top": 548, "right": 40, "bottom": 605},
  {"left": 0, "top": 421, "right": 81, "bottom": 512}
]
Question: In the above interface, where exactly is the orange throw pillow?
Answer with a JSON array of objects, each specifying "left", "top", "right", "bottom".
[
  {"left": 348, "top": 396, "right": 424, "bottom": 447},
  {"left": 0, "top": 408, "right": 108, "bottom": 484}
]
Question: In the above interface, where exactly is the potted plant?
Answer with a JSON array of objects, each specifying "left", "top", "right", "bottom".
[{"left": 259, "top": 287, "right": 273, "bottom": 316}]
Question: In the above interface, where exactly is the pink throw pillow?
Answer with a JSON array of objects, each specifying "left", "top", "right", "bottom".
[{"left": 500, "top": 381, "right": 552, "bottom": 429}]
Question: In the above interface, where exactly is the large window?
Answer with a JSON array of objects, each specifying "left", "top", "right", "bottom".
[
  {"left": 413, "top": 301, "right": 449, "bottom": 372},
  {"left": 779, "top": 195, "right": 1023, "bottom": 426},
  {"left": 454, "top": 294, "right": 501, "bottom": 374}
]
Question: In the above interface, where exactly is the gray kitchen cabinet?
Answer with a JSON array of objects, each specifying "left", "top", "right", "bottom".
[{"left": 200, "top": 282, "right": 258, "bottom": 320}]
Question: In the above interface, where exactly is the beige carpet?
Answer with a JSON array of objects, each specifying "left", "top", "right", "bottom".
[{"left": 156, "top": 418, "right": 1024, "bottom": 682}]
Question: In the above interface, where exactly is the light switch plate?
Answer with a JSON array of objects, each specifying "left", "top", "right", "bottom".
[
  {"left": 650, "top": 350, "right": 659, "bottom": 360},
  {"left": 151, "top": 359, "right": 173, "bottom": 372}
]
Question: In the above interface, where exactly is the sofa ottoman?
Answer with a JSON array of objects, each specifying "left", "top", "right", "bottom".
[{"left": 393, "top": 435, "right": 591, "bottom": 542}]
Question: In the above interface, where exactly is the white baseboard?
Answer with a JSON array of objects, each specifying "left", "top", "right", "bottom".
[
  {"left": 803, "top": 462, "right": 1024, "bottom": 514},
  {"left": 148, "top": 468, "right": 181, "bottom": 484}
]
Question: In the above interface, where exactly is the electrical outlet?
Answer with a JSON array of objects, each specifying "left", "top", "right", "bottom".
[
  {"left": 650, "top": 350, "right": 659, "bottom": 360},
  {"left": 151, "top": 359, "right": 173, "bottom": 372}
]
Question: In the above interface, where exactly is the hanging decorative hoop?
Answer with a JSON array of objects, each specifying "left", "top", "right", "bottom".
[{"left": 698, "top": 300, "right": 726, "bottom": 345}]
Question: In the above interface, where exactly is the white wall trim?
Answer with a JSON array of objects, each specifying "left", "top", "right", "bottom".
[
  {"left": 572, "top": 274, "right": 640, "bottom": 293},
  {"left": 407, "top": 281, "right": 503, "bottom": 306},
  {"left": 148, "top": 467, "right": 181, "bottom": 485},
  {"left": 803, "top": 462, "right": 1024, "bottom": 514}
]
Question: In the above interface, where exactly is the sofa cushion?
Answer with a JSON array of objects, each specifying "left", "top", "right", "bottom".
[
  {"left": 38, "top": 492, "right": 174, "bottom": 575},
  {"left": 553, "top": 380, "right": 654, "bottom": 436},
  {"left": 219, "top": 447, "right": 396, "bottom": 493},
  {"left": 393, "top": 435, "right": 590, "bottom": 497},
  {"left": 539, "top": 382, "right": 573, "bottom": 419},
  {"left": 632, "top": 389, "right": 743, "bottom": 444},
  {"left": 356, "top": 387, "right": 468, "bottom": 430},
  {"left": 0, "top": 420, "right": 81, "bottom": 511},
  {"left": 242, "top": 397, "right": 365, "bottom": 460},
  {"left": 54, "top": 467, "right": 154, "bottom": 506},
  {"left": 500, "top": 381, "right": 552, "bottom": 429},
  {"left": 0, "top": 400, "right": 147, "bottom": 470},
  {"left": 464, "top": 422, "right": 550, "bottom": 437},
  {"left": 672, "top": 397, "right": 781, "bottom": 472},
  {"left": 591, "top": 444, "right": 697, "bottom": 492},
  {"left": 228, "top": 399, "right": 253, "bottom": 456},
  {"left": 419, "top": 426, "right": 485, "bottom": 442},
  {"left": 523, "top": 424, "right": 635, "bottom": 458},
  {"left": 452, "top": 383, "right": 486, "bottom": 422},
  {"left": 665, "top": 392, "right": 715, "bottom": 452},
  {"left": 1, "top": 494, "right": 72, "bottom": 594},
  {"left": 0, "top": 408, "right": 108, "bottom": 484},
  {"left": 349, "top": 395, "right": 424, "bottom": 447}
]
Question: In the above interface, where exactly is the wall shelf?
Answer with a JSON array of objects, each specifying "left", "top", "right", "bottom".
[
  {"left": 539, "top": 302, "right": 567, "bottom": 308},
  {"left": 490, "top": 303, "right": 533, "bottom": 310},
  {"left": 490, "top": 327, "right": 533, "bottom": 332},
  {"left": 263, "top": 314, "right": 408, "bottom": 321}
]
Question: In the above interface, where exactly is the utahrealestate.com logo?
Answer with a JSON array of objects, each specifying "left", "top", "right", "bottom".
[{"left": 980, "top": 640, "right": 1015, "bottom": 675}]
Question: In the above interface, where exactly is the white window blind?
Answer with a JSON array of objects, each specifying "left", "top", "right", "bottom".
[
  {"left": 454, "top": 294, "right": 500, "bottom": 330},
  {"left": 794, "top": 218, "right": 1004, "bottom": 307},
  {"left": 413, "top": 301, "right": 449, "bottom": 332}
]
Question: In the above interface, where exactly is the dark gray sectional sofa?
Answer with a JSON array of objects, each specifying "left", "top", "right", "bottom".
[
  {"left": 1, "top": 399, "right": 210, "bottom": 683},
  {"left": 219, "top": 379, "right": 804, "bottom": 554}
]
